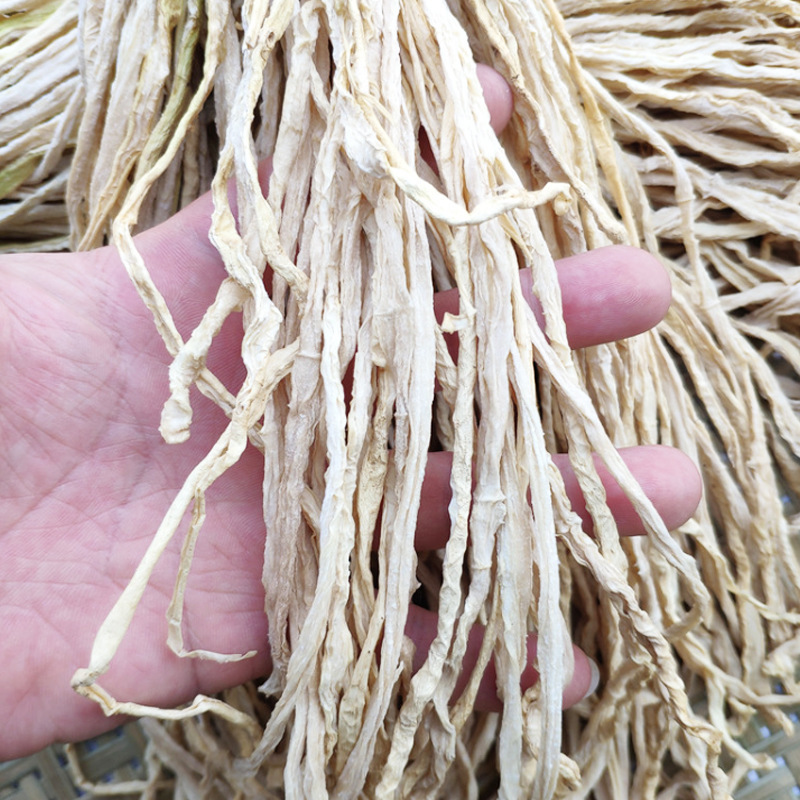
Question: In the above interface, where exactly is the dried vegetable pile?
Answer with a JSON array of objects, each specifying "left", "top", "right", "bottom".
[{"left": 3, "top": 0, "right": 800, "bottom": 797}]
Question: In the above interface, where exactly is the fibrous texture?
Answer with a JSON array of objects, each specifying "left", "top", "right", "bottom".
[
  {"left": 0, "top": 0, "right": 80, "bottom": 250},
  {"left": 4, "top": 0, "right": 800, "bottom": 797}
]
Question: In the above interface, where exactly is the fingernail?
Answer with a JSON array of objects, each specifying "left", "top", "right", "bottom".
[{"left": 582, "top": 658, "right": 601, "bottom": 700}]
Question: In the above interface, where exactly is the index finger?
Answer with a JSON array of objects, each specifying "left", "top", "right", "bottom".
[{"left": 433, "top": 245, "right": 671, "bottom": 350}]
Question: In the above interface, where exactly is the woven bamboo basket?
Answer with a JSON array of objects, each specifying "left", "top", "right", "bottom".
[
  {"left": 0, "top": 724, "right": 148, "bottom": 800},
  {"left": 2, "top": 712, "right": 800, "bottom": 800},
  {"left": 0, "top": 719, "right": 798, "bottom": 800}
]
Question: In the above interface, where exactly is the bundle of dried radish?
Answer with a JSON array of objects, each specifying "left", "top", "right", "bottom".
[
  {"left": 0, "top": 0, "right": 80, "bottom": 250},
  {"left": 5, "top": 0, "right": 800, "bottom": 797}
]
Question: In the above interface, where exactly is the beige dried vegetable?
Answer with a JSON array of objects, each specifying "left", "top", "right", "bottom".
[{"left": 3, "top": 0, "right": 800, "bottom": 797}]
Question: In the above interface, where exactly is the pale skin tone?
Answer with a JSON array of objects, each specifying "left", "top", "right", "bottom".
[{"left": 0, "top": 66, "right": 701, "bottom": 761}]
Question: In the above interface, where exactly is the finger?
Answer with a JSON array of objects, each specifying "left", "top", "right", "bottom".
[
  {"left": 405, "top": 603, "right": 598, "bottom": 711},
  {"left": 557, "top": 444, "right": 703, "bottom": 536},
  {"left": 526, "top": 245, "right": 672, "bottom": 348},
  {"left": 419, "top": 64, "right": 513, "bottom": 172},
  {"left": 414, "top": 445, "right": 702, "bottom": 550},
  {"left": 434, "top": 244, "right": 672, "bottom": 350},
  {"left": 475, "top": 63, "right": 514, "bottom": 134}
]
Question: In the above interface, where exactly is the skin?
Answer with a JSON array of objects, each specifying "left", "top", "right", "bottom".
[{"left": 0, "top": 67, "right": 701, "bottom": 761}]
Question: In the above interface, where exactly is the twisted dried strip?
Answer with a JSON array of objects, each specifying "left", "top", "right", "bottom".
[
  {"left": 373, "top": 3, "right": 504, "bottom": 792},
  {"left": 73, "top": 675, "right": 262, "bottom": 736},
  {"left": 71, "top": 0, "right": 162, "bottom": 247},
  {"left": 71, "top": 0, "right": 295, "bottom": 718},
  {"left": 524, "top": 325, "right": 719, "bottom": 782},
  {"left": 255, "top": 96, "right": 365, "bottom": 778}
]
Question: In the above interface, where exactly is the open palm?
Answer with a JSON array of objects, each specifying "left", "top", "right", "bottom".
[{"left": 0, "top": 221, "right": 276, "bottom": 756}]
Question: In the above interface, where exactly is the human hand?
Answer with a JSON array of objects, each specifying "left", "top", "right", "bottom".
[{"left": 0, "top": 66, "right": 700, "bottom": 760}]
